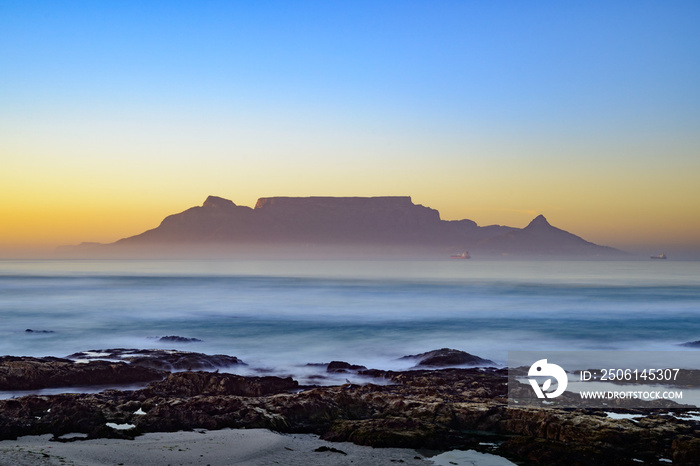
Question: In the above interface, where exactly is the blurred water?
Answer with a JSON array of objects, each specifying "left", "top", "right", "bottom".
[{"left": 0, "top": 259, "right": 698, "bottom": 376}]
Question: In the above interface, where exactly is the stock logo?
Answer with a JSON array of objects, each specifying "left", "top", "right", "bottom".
[{"left": 528, "top": 359, "right": 568, "bottom": 399}]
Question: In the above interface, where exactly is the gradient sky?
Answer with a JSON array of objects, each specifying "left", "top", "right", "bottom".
[{"left": 2, "top": 1, "right": 699, "bottom": 257}]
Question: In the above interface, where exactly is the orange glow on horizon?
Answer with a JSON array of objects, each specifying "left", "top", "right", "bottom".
[{"left": 2, "top": 189, "right": 699, "bottom": 256}]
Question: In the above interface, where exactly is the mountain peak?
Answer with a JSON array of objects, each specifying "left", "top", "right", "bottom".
[
  {"left": 525, "top": 214, "right": 551, "bottom": 229},
  {"left": 202, "top": 196, "right": 235, "bottom": 208}
]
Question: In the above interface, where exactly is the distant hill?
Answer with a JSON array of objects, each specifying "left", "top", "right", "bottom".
[
  {"left": 59, "top": 196, "right": 626, "bottom": 258},
  {"left": 476, "top": 214, "right": 623, "bottom": 257}
]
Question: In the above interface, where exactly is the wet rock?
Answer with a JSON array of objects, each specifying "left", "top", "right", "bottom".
[
  {"left": 326, "top": 361, "right": 368, "bottom": 373},
  {"left": 0, "top": 356, "right": 165, "bottom": 391},
  {"left": 681, "top": 340, "right": 700, "bottom": 348},
  {"left": 24, "top": 329, "right": 55, "bottom": 333},
  {"left": 0, "top": 366, "right": 696, "bottom": 465},
  {"left": 142, "top": 371, "right": 298, "bottom": 397},
  {"left": 67, "top": 349, "right": 244, "bottom": 371},
  {"left": 400, "top": 348, "right": 495, "bottom": 367},
  {"left": 672, "top": 436, "right": 700, "bottom": 464},
  {"left": 158, "top": 336, "right": 203, "bottom": 343},
  {"left": 128, "top": 353, "right": 242, "bottom": 371}
]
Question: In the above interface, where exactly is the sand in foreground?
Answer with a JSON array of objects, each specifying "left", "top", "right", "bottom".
[
  {"left": 0, "top": 428, "right": 517, "bottom": 466},
  {"left": 0, "top": 428, "right": 427, "bottom": 466}
]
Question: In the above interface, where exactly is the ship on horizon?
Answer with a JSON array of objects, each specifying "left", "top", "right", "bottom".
[
  {"left": 451, "top": 251, "right": 471, "bottom": 259},
  {"left": 651, "top": 253, "right": 667, "bottom": 260}
]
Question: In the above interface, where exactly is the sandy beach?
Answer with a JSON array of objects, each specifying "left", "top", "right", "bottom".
[{"left": 0, "top": 428, "right": 516, "bottom": 466}]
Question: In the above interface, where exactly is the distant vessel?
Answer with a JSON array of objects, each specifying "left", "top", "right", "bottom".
[
  {"left": 650, "top": 253, "right": 667, "bottom": 260},
  {"left": 451, "top": 251, "right": 470, "bottom": 259}
]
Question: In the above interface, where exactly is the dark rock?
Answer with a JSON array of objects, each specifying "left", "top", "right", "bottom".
[
  {"left": 67, "top": 349, "right": 244, "bottom": 371},
  {"left": 142, "top": 371, "right": 298, "bottom": 397},
  {"left": 326, "top": 361, "right": 368, "bottom": 373},
  {"left": 0, "top": 366, "right": 696, "bottom": 465},
  {"left": 681, "top": 340, "right": 700, "bottom": 348},
  {"left": 672, "top": 436, "right": 700, "bottom": 464},
  {"left": 25, "top": 329, "right": 55, "bottom": 333},
  {"left": 400, "top": 348, "right": 495, "bottom": 367},
  {"left": 0, "top": 356, "right": 164, "bottom": 391},
  {"left": 158, "top": 336, "right": 203, "bottom": 343},
  {"left": 128, "top": 354, "right": 241, "bottom": 371}
]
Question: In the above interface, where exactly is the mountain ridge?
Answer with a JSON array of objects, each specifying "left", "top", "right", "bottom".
[{"left": 62, "top": 196, "right": 627, "bottom": 258}]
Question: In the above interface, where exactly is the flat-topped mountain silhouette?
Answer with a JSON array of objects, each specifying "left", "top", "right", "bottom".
[{"left": 63, "top": 196, "right": 625, "bottom": 258}]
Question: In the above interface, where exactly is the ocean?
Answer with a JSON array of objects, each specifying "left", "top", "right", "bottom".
[{"left": 1, "top": 259, "right": 699, "bottom": 385}]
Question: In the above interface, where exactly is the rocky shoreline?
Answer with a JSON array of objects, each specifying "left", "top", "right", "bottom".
[{"left": 1, "top": 350, "right": 698, "bottom": 465}]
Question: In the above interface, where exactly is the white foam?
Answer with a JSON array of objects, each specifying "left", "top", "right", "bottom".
[
  {"left": 666, "top": 411, "right": 700, "bottom": 421},
  {"left": 57, "top": 432, "right": 88, "bottom": 440},
  {"left": 106, "top": 423, "right": 136, "bottom": 430},
  {"left": 429, "top": 449, "right": 517, "bottom": 466},
  {"left": 604, "top": 412, "right": 645, "bottom": 421}
]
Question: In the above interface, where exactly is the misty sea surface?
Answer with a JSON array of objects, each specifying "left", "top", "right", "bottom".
[{"left": 1, "top": 259, "right": 699, "bottom": 385}]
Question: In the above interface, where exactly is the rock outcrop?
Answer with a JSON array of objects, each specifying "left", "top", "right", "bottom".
[
  {"left": 400, "top": 348, "right": 495, "bottom": 368},
  {"left": 157, "top": 336, "right": 203, "bottom": 343},
  {"left": 142, "top": 371, "right": 298, "bottom": 397},
  {"left": 0, "top": 367, "right": 697, "bottom": 465},
  {"left": 0, "top": 356, "right": 164, "bottom": 391},
  {"left": 67, "top": 349, "right": 245, "bottom": 371},
  {"left": 326, "top": 361, "right": 368, "bottom": 373}
]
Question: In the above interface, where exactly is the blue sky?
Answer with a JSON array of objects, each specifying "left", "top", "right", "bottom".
[{"left": 5, "top": 1, "right": 697, "bottom": 122}]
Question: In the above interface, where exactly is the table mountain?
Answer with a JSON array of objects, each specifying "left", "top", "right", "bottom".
[{"left": 61, "top": 196, "right": 625, "bottom": 258}]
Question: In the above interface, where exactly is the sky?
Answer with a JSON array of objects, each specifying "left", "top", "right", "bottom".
[{"left": 1, "top": 1, "right": 699, "bottom": 257}]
